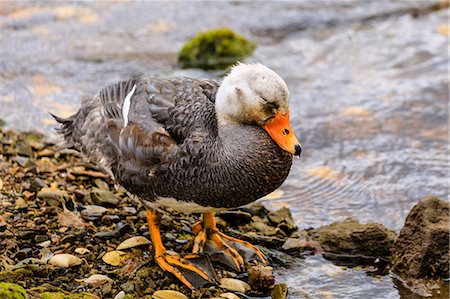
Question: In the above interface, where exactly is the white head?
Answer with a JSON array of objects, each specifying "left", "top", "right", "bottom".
[
  {"left": 216, "top": 63, "right": 290, "bottom": 126},
  {"left": 216, "top": 63, "right": 301, "bottom": 156}
]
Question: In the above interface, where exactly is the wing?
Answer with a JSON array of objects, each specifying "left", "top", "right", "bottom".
[{"left": 147, "top": 77, "right": 220, "bottom": 144}]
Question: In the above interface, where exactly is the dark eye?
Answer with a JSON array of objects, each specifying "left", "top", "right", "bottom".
[{"left": 263, "top": 115, "right": 274, "bottom": 124}]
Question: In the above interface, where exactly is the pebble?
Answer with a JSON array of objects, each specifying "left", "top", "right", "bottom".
[
  {"left": 152, "top": 290, "right": 188, "bottom": 299},
  {"left": 113, "top": 291, "right": 126, "bottom": 299},
  {"left": 219, "top": 278, "right": 251, "bottom": 293},
  {"left": 75, "top": 247, "right": 90, "bottom": 255},
  {"left": 116, "top": 236, "right": 150, "bottom": 250},
  {"left": 37, "top": 240, "right": 51, "bottom": 248},
  {"left": 123, "top": 206, "right": 137, "bottom": 215},
  {"left": 102, "top": 250, "right": 127, "bottom": 266},
  {"left": 78, "top": 274, "right": 113, "bottom": 285},
  {"left": 48, "top": 254, "right": 82, "bottom": 268},
  {"left": 37, "top": 187, "right": 68, "bottom": 207},
  {"left": 268, "top": 207, "right": 297, "bottom": 232},
  {"left": 91, "top": 188, "right": 119, "bottom": 207},
  {"left": 81, "top": 205, "right": 107, "bottom": 221},
  {"left": 219, "top": 293, "right": 240, "bottom": 299}
]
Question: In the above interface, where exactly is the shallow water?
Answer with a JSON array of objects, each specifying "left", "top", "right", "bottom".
[{"left": 1, "top": 1, "right": 448, "bottom": 298}]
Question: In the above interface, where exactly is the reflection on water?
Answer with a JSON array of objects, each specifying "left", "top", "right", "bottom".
[{"left": 0, "top": 1, "right": 448, "bottom": 298}]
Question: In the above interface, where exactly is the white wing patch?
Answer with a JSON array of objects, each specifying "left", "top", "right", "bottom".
[{"left": 122, "top": 84, "right": 137, "bottom": 127}]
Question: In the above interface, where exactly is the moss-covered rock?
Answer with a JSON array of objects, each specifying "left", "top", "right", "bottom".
[
  {"left": 0, "top": 282, "right": 28, "bottom": 299},
  {"left": 178, "top": 28, "right": 256, "bottom": 70}
]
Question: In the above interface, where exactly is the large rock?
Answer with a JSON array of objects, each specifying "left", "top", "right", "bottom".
[
  {"left": 391, "top": 196, "right": 449, "bottom": 279},
  {"left": 310, "top": 217, "right": 396, "bottom": 257}
]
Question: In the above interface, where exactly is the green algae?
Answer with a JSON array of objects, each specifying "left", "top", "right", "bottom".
[
  {"left": 0, "top": 282, "right": 28, "bottom": 299},
  {"left": 178, "top": 28, "right": 256, "bottom": 70}
]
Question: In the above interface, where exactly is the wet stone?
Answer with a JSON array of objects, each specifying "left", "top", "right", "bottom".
[
  {"left": 247, "top": 263, "right": 275, "bottom": 292},
  {"left": 310, "top": 217, "right": 396, "bottom": 258},
  {"left": 391, "top": 196, "right": 449, "bottom": 279},
  {"left": 267, "top": 207, "right": 297, "bottom": 233}
]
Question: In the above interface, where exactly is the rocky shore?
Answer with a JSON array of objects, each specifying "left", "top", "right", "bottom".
[{"left": 0, "top": 128, "right": 448, "bottom": 298}]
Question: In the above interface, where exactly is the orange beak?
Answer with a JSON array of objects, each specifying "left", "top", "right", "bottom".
[{"left": 262, "top": 112, "right": 302, "bottom": 156}]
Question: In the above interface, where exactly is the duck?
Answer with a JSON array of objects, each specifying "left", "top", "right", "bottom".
[{"left": 53, "top": 63, "right": 302, "bottom": 290}]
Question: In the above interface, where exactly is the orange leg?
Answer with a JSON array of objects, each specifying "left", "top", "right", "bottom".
[
  {"left": 146, "top": 209, "right": 217, "bottom": 289},
  {"left": 193, "top": 212, "right": 267, "bottom": 271}
]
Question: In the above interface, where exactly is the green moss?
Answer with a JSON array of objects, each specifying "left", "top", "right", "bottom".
[
  {"left": 0, "top": 269, "right": 34, "bottom": 283},
  {"left": 178, "top": 28, "right": 256, "bottom": 70},
  {"left": 0, "top": 118, "right": 5, "bottom": 127},
  {"left": 0, "top": 282, "right": 28, "bottom": 299},
  {"left": 41, "top": 292, "right": 98, "bottom": 299}
]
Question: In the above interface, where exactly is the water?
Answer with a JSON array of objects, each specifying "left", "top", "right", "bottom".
[{"left": 1, "top": 1, "right": 448, "bottom": 298}]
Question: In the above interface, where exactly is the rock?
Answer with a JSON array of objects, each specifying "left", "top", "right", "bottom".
[
  {"left": 152, "top": 290, "right": 188, "bottom": 299},
  {"left": 267, "top": 207, "right": 297, "bottom": 233},
  {"left": 281, "top": 238, "right": 323, "bottom": 253},
  {"left": 113, "top": 291, "right": 126, "bottom": 299},
  {"left": 102, "top": 250, "right": 127, "bottom": 266},
  {"left": 217, "top": 210, "right": 253, "bottom": 225},
  {"left": 29, "top": 178, "right": 48, "bottom": 192},
  {"left": 48, "top": 254, "right": 82, "bottom": 268},
  {"left": 116, "top": 236, "right": 150, "bottom": 250},
  {"left": 247, "top": 264, "right": 275, "bottom": 292},
  {"left": 391, "top": 196, "right": 449, "bottom": 279},
  {"left": 310, "top": 217, "right": 396, "bottom": 257},
  {"left": 81, "top": 205, "right": 107, "bottom": 221},
  {"left": 78, "top": 274, "right": 113, "bottom": 285},
  {"left": 250, "top": 219, "right": 278, "bottom": 236},
  {"left": 271, "top": 283, "right": 288, "bottom": 299},
  {"left": 219, "top": 293, "right": 240, "bottom": 299},
  {"left": 90, "top": 188, "right": 118, "bottom": 207},
  {"left": 75, "top": 247, "right": 90, "bottom": 255},
  {"left": 93, "top": 178, "right": 109, "bottom": 190},
  {"left": 123, "top": 206, "right": 137, "bottom": 215},
  {"left": 37, "top": 187, "right": 69, "bottom": 207},
  {"left": 37, "top": 240, "right": 51, "bottom": 248},
  {"left": 219, "top": 278, "right": 251, "bottom": 293},
  {"left": 0, "top": 282, "right": 28, "bottom": 299},
  {"left": 178, "top": 28, "right": 256, "bottom": 70}
]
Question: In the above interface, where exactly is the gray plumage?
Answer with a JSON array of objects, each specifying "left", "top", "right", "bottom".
[{"left": 54, "top": 75, "right": 292, "bottom": 210}]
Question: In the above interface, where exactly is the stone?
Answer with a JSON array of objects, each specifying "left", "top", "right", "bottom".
[
  {"left": 90, "top": 188, "right": 118, "bottom": 207},
  {"left": 310, "top": 217, "right": 396, "bottom": 257},
  {"left": 281, "top": 238, "right": 323, "bottom": 253},
  {"left": 247, "top": 264, "right": 275, "bottom": 292},
  {"left": 113, "top": 291, "right": 126, "bottom": 299},
  {"left": 391, "top": 196, "right": 449, "bottom": 279},
  {"left": 152, "top": 290, "right": 188, "bottom": 299},
  {"left": 267, "top": 207, "right": 297, "bottom": 233},
  {"left": 102, "top": 250, "right": 127, "bottom": 266},
  {"left": 29, "top": 178, "right": 47, "bottom": 192},
  {"left": 116, "top": 236, "right": 150, "bottom": 250},
  {"left": 271, "top": 283, "right": 288, "bottom": 299},
  {"left": 37, "top": 187, "right": 69, "bottom": 207},
  {"left": 48, "top": 254, "right": 82, "bottom": 268},
  {"left": 78, "top": 274, "right": 113, "bottom": 285},
  {"left": 219, "top": 278, "right": 251, "bottom": 293},
  {"left": 75, "top": 248, "right": 90, "bottom": 255},
  {"left": 219, "top": 293, "right": 240, "bottom": 299},
  {"left": 81, "top": 205, "right": 107, "bottom": 221}
]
